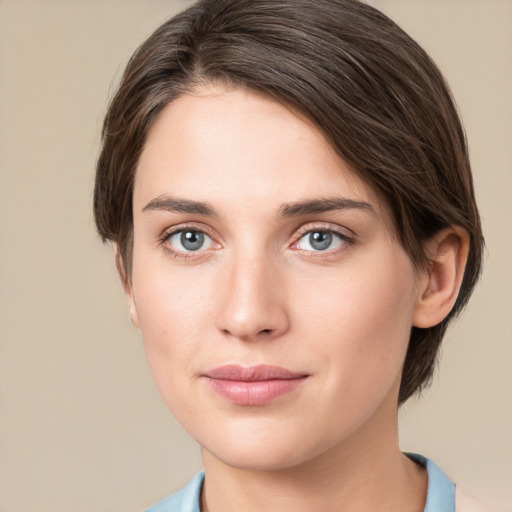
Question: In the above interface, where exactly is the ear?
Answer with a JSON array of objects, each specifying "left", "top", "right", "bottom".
[
  {"left": 413, "top": 227, "right": 469, "bottom": 328},
  {"left": 114, "top": 244, "right": 140, "bottom": 329}
]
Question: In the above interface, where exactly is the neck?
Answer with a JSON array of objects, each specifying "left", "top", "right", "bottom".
[{"left": 200, "top": 392, "right": 427, "bottom": 512}]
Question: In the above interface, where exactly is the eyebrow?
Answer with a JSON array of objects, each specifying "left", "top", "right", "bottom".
[
  {"left": 142, "top": 195, "right": 218, "bottom": 217},
  {"left": 141, "top": 194, "right": 376, "bottom": 218},
  {"left": 278, "top": 197, "right": 376, "bottom": 217}
]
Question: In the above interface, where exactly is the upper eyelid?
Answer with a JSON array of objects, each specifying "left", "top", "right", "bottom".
[
  {"left": 293, "top": 222, "right": 355, "bottom": 239},
  {"left": 160, "top": 222, "right": 216, "bottom": 239}
]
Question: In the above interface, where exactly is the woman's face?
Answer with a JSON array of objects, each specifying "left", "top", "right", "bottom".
[{"left": 128, "top": 84, "right": 423, "bottom": 470}]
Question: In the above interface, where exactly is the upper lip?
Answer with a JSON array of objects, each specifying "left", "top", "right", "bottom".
[{"left": 203, "top": 364, "right": 308, "bottom": 381}]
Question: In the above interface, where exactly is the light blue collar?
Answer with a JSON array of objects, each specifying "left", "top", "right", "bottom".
[
  {"left": 407, "top": 453, "right": 455, "bottom": 512},
  {"left": 147, "top": 454, "right": 455, "bottom": 512},
  {"left": 146, "top": 471, "right": 203, "bottom": 512}
]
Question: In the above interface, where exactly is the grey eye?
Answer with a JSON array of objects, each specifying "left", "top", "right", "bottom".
[
  {"left": 181, "top": 231, "right": 204, "bottom": 251},
  {"left": 309, "top": 231, "right": 332, "bottom": 251},
  {"left": 169, "top": 230, "right": 212, "bottom": 252},
  {"left": 296, "top": 230, "right": 345, "bottom": 252}
]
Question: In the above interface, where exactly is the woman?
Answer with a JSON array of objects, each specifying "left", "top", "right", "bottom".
[{"left": 94, "top": 0, "right": 485, "bottom": 510}]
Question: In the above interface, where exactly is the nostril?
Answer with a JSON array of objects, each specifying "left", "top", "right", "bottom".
[{"left": 259, "top": 329, "right": 272, "bottom": 335}]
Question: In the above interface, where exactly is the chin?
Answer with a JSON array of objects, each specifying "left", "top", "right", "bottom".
[
  {"left": 198, "top": 421, "right": 338, "bottom": 473},
  {"left": 207, "top": 443, "right": 309, "bottom": 472}
]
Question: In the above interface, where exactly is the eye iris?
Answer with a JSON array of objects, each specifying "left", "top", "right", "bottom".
[
  {"left": 309, "top": 231, "right": 332, "bottom": 250},
  {"left": 181, "top": 230, "right": 204, "bottom": 251}
]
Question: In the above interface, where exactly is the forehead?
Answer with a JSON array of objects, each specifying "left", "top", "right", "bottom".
[{"left": 134, "top": 84, "right": 386, "bottom": 220}]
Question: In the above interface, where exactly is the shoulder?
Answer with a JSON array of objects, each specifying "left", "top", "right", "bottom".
[
  {"left": 145, "top": 471, "right": 204, "bottom": 512},
  {"left": 456, "top": 487, "right": 505, "bottom": 512},
  {"left": 407, "top": 453, "right": 505, "bottom": 512}
]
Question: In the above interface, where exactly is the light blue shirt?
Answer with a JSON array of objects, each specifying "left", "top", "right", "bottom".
[{"left": 146, "top": 454, "right": 455, "bottom": 512}]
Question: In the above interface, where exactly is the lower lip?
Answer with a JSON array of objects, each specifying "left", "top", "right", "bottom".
[{"left": 206, "top": 377, "right": 307, "bottom": 405}]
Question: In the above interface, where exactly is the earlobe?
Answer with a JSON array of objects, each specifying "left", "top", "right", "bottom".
[
  {"left": 413, "top": 227, "right": 469, "bottom": 328},
  {"left": 114, "top": 244, "right": 140, "bottom": 329},
  {"left": 129, "top": 304, "right": 140, "bottom": 328}
]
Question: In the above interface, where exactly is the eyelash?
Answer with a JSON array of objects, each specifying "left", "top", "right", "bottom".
[
  {"left": 291, "top": 223, "right": 355, "bottom": 257},
  {"left": 158, "top": 222, "right": 355, "bottom": 260},
  {"left": 158, "top": 223, "right": 218, "bottom": 260}
]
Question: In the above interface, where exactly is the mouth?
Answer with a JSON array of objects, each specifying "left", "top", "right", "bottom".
[{"left": 202, "top": 364, "right": 309, "bottom": 406}]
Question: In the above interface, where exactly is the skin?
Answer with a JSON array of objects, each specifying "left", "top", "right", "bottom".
[{"left": 124, "top": 84, "right": 468, "bottom": 512}]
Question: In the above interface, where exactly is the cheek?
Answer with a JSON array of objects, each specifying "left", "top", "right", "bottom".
[
  {"left": 297, "top": 251, "right": 417, "bottom": 395},
  {"left": 131, "top": 262, "right": 216, "bottom": 404}
]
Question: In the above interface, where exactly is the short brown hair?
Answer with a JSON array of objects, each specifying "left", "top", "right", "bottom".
[{"left": 94, "top": 0, "right": 484, "bottom": 403}]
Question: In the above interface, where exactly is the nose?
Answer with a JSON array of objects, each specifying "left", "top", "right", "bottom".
[{"left": 215, "top": 252, "right": 290, "bottom": 342}]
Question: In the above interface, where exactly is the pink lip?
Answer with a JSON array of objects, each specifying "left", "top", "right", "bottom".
[{"left": 202, "top": 365, "right": 309, "bottom": 406}]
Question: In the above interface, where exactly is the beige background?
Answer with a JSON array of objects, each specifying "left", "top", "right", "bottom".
[{"left": 0, "top": 1, "right": 510, "bottom": 511}]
